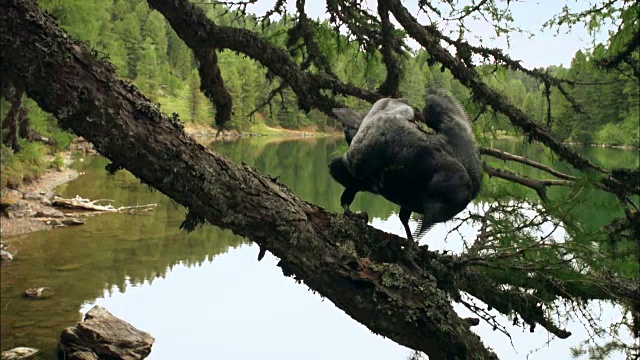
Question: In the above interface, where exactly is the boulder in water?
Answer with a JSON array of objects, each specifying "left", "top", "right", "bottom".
[{"left": 58, "top": 305, "right": 154, "bottom": 360}]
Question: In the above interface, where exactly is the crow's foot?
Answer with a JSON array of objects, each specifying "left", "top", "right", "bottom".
[{"left": 342, "top": 206, "right": 368, "bottom": 223}]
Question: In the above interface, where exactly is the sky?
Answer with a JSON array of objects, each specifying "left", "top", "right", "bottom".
[{"left": 243, "top": 0, "right": 614, "bottom": 68}]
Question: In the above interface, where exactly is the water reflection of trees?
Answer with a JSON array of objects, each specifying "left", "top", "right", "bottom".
[{"left": 211, "top": 137, "right": 403, "bottom": 220}]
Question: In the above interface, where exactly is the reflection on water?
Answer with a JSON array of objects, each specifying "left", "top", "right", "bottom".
[{"left": 1, "top": 137, "right": 636, "bottom": 359}]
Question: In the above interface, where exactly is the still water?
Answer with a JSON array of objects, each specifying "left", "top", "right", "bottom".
[{"left": 1, "top": 137, "right": 637, "bottom": 359}]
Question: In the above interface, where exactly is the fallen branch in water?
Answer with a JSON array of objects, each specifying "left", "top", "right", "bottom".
[{"left": 52, "top": 195, "right": 157, "bottom": 214}]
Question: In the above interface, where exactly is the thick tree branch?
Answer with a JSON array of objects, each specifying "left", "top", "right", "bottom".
[
  {"left": 377, "top": 1, "right": 402, "bottom": 97},
  {"left": 148, "top": 0, "right": 381, "bottom": 118},
  {"left": 0, "top": 1, "right": 499, "bottom": 358},
  {"left": 178, "top": 0, "right": 235, "bottom": 127},
  {"left": 1, "top": 85, "right": 24, "bottom": 152},
  {"left": 198, "top": 49, "right": 234, "bottom": 128}
]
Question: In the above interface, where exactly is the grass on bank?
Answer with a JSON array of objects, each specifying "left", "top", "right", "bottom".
[
  {"left": 1, "top": 98, "right": 75, "bottom": 190},
  {"left": 1, "top": 141, "right": 47, "bottom": 189}
]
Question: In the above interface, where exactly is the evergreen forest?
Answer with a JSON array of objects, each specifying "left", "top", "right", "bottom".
[{"left": 10, "top": 0, "right": 639, "bottom": 143}]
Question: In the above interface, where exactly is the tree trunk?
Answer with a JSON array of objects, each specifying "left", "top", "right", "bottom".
[
  {"left": 2, "top": 87, "right": 23, "bottom": 152},
  {"left": 17, "top": 104, "right": 31, "bottom": 140}
]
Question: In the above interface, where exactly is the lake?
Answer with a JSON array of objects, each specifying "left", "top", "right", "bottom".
[{"left": 1, "top": 136, "right": 637, "bottom": 359}]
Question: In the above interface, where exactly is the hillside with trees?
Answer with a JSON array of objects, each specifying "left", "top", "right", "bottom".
[{"left": 4, "top": 0, "right": 637, "bottom": 140}]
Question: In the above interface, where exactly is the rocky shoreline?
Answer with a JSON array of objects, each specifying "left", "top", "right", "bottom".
[{"left": 0, "top": 154, "right": 80, "bottom": 238}]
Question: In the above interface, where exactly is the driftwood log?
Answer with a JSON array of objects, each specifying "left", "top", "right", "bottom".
[
  {"left": 52, "top": 195, "right": 157, "bottom": 213},
  {"left": 7, "top": 0, "right": 637, "bottom": 359},
  {"left": 58, "top": 306, "right": 154, "bottom": 360}
]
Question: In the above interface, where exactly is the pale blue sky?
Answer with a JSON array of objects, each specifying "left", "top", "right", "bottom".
[{"left": 245, "top": 0, "right": 613, "bottom": 68}]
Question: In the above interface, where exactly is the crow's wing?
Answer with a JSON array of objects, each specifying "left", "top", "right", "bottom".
[{"left": 346, "top": 99, "right": 416, "bottom": 180}]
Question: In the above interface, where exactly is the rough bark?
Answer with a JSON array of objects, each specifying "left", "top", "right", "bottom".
[
  {"left": 377, "top": 0, "right": 403, "bottom": 97},
  {"left": 0, "top": 1, "right": 497, "bottom": 358},
  {"left": 58, "top": 305, "right": 155, "bottom": 360}
]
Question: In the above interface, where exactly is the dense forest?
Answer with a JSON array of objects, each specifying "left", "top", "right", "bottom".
[
  {"left": 1, "top": 0, "right": 638, "bottom": 189},
  {"left": 3, "top": 0, "right": 638, "bottom": 142}
]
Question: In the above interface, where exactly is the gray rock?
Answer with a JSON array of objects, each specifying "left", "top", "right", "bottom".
[
  {"left": 34, "top": 209, "right": 65, "bottom": 218},
  {"left": 7, "top": 209, "right": 35, "bottom": 219},
  {"left": 58, "top": 305, "right": 154, "bottom": 360},
  {"left": 22, "top": 193, "right": 42, "bottom": 201},
  {"left": 62, "top": 218, "right": 84, "bottom": 226}
]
